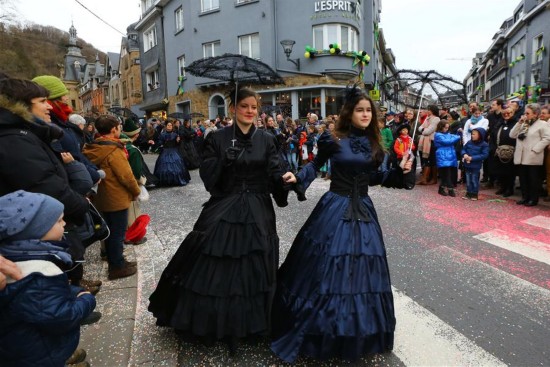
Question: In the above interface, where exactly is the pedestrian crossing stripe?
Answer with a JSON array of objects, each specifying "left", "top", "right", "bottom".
[
  {"left": 523, "top": 215, "right": 550, "bottom": 231},
  {"left": 473, "top": 229, "right": 550, "bottom": 266},
  {"left": 393, "top": 287, "right": 505, "bottom": 366}
]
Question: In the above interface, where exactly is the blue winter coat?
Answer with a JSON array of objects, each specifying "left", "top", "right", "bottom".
[
  {"left": 434, "top": 132, "right": 460, "bottom": 168},
  {"left": 0, "top": 260, "right": 96, "bottom": 367},
  {"left": 50, "top": 114, "right": 101, "bottom": 184},
  {"left": 461, "top": 127, "right": 489, "bottom": 171}
]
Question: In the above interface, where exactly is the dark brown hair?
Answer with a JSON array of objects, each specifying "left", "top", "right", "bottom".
[
  {"left": 334, "top": 91, "right": 384, "bottom": 165},
  {"left": 226, "top": 87, "right": 259, "bottom": 107},
  {"left": 436, "top": 120, "right": 450, "bottom": 132},
  {"left": 95, "top": 114, "right": 120, "bottom": 134},
  {"left": 0, "top": 75, "right": 50, "bottom": 107}
]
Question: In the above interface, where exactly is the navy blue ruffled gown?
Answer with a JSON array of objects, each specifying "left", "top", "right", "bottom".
[
  {"left": 153, "top": 131, "right": 190, "bottom": 186},
  {"left": 271, "top": 128, "right": 399, "bottom": 363}
]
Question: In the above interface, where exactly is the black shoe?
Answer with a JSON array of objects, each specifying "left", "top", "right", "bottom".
[
  {"left": 516, "top": 199, "right": 528, "bottom": 205},
  {"left": 524, "top": 201, "right": 538, "bottom": 207},
  {"left": 66, "top": 348, "right": 86, "bottom": 364},
  {"left": 448, "top": 188, "right": 456, "bottom": 197},
  {"left": 438, "top": 186, "right": 448, "bottom": 196},
  {"left": 502, "top": 190, "right": 513, "bottom": 198},
  {"left": 495, "top": 188, "right": 505, "bottom": 195},
  {"left": 227, "top": 336, "right": 238, "bottom": 356},
  {"left": 81, "top": 311, "right": 102, "bottom": 325}
]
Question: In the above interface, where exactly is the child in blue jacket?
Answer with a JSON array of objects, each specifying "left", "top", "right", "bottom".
[
  {"left": 0, "top": 190, "right": 96, "bottom": 367},
  {"left": 461, "top": 127, "right": 489, "bottom": 200},
  {"left": 434, "top": 120, "right": 461, "bottom": 197}
]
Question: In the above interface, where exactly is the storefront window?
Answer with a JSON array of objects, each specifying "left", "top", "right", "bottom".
[
  {"left": 298, "top": 89, "right": 321, "bottom": 119},
  {"left": 325, "top": 89, "right": 339, "bottom": 116}
]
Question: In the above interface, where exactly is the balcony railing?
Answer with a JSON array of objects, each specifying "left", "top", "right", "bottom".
[{"left": 489, "top": 59, "right": 508, "bottom": 80}]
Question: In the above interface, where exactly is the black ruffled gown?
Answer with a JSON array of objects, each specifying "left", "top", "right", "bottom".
[
  {"left": 149, "top": 124, "right": 289, "bottom": 339},
  {"left": 178, "top": 126, "right": 202, "bottom": 169},
  {"left": 271, "top": 128, "right": 401, "bottom": 363},
  {"left": 153, "top": 131, "right": 190, "bottom": 186}
]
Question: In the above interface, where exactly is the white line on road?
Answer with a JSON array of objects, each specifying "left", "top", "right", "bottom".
[
  {"left": 392, "top": 288, "right": 506, "bottom": 367},
  {"left": 523, "top": 215, "right": 550, "bottom": 230},
  {"left": 474, "top": 229, "right": 550, "bottom": 266}
]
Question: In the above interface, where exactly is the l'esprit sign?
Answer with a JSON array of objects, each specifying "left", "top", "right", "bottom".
[{"left": 314, "top": 1, "right": 361, "bottom": 19}]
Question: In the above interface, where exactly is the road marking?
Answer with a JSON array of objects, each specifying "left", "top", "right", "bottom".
[
  {"left": 473, "top": 229, "right": 550, "bottom": 266},
  {"left": 393, "top": 288, "right": 505, "bottom": 366},
  {"left": 523, "top": 215, "right": 550, "bottom": 230}
]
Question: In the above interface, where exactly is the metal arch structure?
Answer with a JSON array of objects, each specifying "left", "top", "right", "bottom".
[{"left": 381, "top": 69, "right": 468, "bottom": 109}]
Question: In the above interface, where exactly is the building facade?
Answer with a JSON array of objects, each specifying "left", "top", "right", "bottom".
[
  {"left": 136, "top": 0, "right": 386, "bottom": 120},
  {"left": 466, "top": 0, "right": 550, "bottom": 106},
  {"left": 118, "top": 23, "right": 144, "bottom": 116}
]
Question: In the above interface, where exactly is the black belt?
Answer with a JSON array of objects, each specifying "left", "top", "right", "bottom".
[{"left": 330, "top": 174, "right": 370, "bottom": 222}]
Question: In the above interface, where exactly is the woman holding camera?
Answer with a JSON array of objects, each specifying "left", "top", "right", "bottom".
[
  {"left": 509, "top": 103, "right": 550, "bottom": 206},
  {"left": 490, "top": 107, "right": 518, "bottom": 197}
]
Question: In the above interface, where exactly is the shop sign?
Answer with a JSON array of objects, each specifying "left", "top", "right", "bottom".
[{"left": 313, "top": 1, "right": 361, "bottom": 20}]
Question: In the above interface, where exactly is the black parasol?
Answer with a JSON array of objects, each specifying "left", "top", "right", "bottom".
[
  {"left": 381, "top": 69, "right": 467, "bottom": 109},
  {"left": 108, "top": 107, "right": 139, "bottom": 121},
  {"left": 185, "top": 53, "right": 284, "bottom": 86}
]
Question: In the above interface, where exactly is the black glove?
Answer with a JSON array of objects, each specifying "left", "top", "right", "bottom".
[{"left": 293, "top": 179, "right": 307, "bottom": 201}]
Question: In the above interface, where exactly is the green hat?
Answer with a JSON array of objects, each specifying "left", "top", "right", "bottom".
[
  {"left": 32, "top": 75, "right": 69, "bottom": 100},
  {"left": 123, "top": 118, "right": 141, "bottom": 137}
]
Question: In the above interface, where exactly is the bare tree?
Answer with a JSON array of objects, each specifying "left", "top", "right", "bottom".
[{"left": 0, "top": 0, "right": 19, "bottom": 23}]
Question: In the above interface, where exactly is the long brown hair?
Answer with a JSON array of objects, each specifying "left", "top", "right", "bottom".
[{"left": 334, "top": 91, "right": 384, "bottom": 165}]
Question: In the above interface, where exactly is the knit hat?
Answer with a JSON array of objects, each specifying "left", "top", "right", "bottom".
[
  {"left": 123, "top": 118, "right": 141, "bottom": 137},
  {"left": 31, "top": 75, "right": 69, "bottom": 100},
  {"left": 0, "top": 190, "right": 64, "bottom": 241},
  {"left": 396, "top": 123, "right": 411, "bottom": 135}
]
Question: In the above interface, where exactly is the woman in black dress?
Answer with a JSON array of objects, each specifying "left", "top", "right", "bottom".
[
  {"left": 178, "top": 119, "right": 202, "bottom": 169},
  {"left": 148, "top": 88, "right": 295, "bottom": 352}
]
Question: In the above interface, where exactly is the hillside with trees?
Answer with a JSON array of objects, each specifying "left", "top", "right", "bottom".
[{"left": 0, "top": 22, "right": 106, "bottom": 80}]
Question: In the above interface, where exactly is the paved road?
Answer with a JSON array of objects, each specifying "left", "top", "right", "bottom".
[{"left": 81, "top": 154, "right": 550, "bottom": 366}]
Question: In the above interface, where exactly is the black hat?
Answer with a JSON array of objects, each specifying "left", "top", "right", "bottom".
[
  {"left": 123, "top": 118, "right": 141, "bottom": 137},
  {"left": 395, "top": 123, "right": 411, "bottom": 135}
]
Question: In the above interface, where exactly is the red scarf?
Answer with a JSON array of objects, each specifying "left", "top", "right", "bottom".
[{"left": 48, "top": 100, "right": 73, "bottom": 122}]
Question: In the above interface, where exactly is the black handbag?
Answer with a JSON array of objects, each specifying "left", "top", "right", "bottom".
[{"left": 77, "top": 203, "right": 110, "bottom": 247}]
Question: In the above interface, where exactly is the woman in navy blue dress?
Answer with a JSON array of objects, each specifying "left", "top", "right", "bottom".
[
  {"left": 271, "top": 89, "right": 411, "bottom": 363},
  {"left": 153, "top": 121, "right": 190, "bottom": 186}
]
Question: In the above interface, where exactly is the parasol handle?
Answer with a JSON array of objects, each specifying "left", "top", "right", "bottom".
[{"left": 408, "top": 87, "right": 426, "bottom": 156}]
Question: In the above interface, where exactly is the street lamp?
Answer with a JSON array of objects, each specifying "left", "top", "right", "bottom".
[{"left": 280, "top": 39, "right": 300, "bottom": 71}]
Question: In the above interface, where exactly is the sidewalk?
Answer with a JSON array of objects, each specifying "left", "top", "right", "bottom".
[{"left": 79, "top": 241, "right": 138, "bottom": 366}]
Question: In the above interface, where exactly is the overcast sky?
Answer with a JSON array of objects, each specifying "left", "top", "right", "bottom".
[
  {"left": 380, "top": 0, "right": 520, "bottom": 81},
  {"left": 13, "top": 0, "right": 521, "bottom": 81}
]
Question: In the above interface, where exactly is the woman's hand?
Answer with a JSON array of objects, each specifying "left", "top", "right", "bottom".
[
  {"left": 0, "top": 255, "right": 22, "bottom": 290},
  {"left": 60, "top": 152, "right": 74, "bottom": 164},
  {"left": 282, "top": 172, "right": 296, "bottom": 184}
]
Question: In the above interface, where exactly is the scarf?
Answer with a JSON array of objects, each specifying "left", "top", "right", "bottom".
[
  {"left": 517, "top": 118, "right": 536, "bottom": 140},
  {"left": 470, "top": 115, "right": 482, "bottom": 124},
  {"left": 48, "top": 100, "right": 73, "bottom": 122},
  {"left": 97, "top": 136, "right": 130, "bottom": 159},
  {"left": 395, "top": 134, "right": 413, "bottom": 159},
  {"left": 467, "top": 115, "right": 483, "bottom": 133},
  {"left": 0, "top": 239, "right": 73, "bottom": 266}
]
